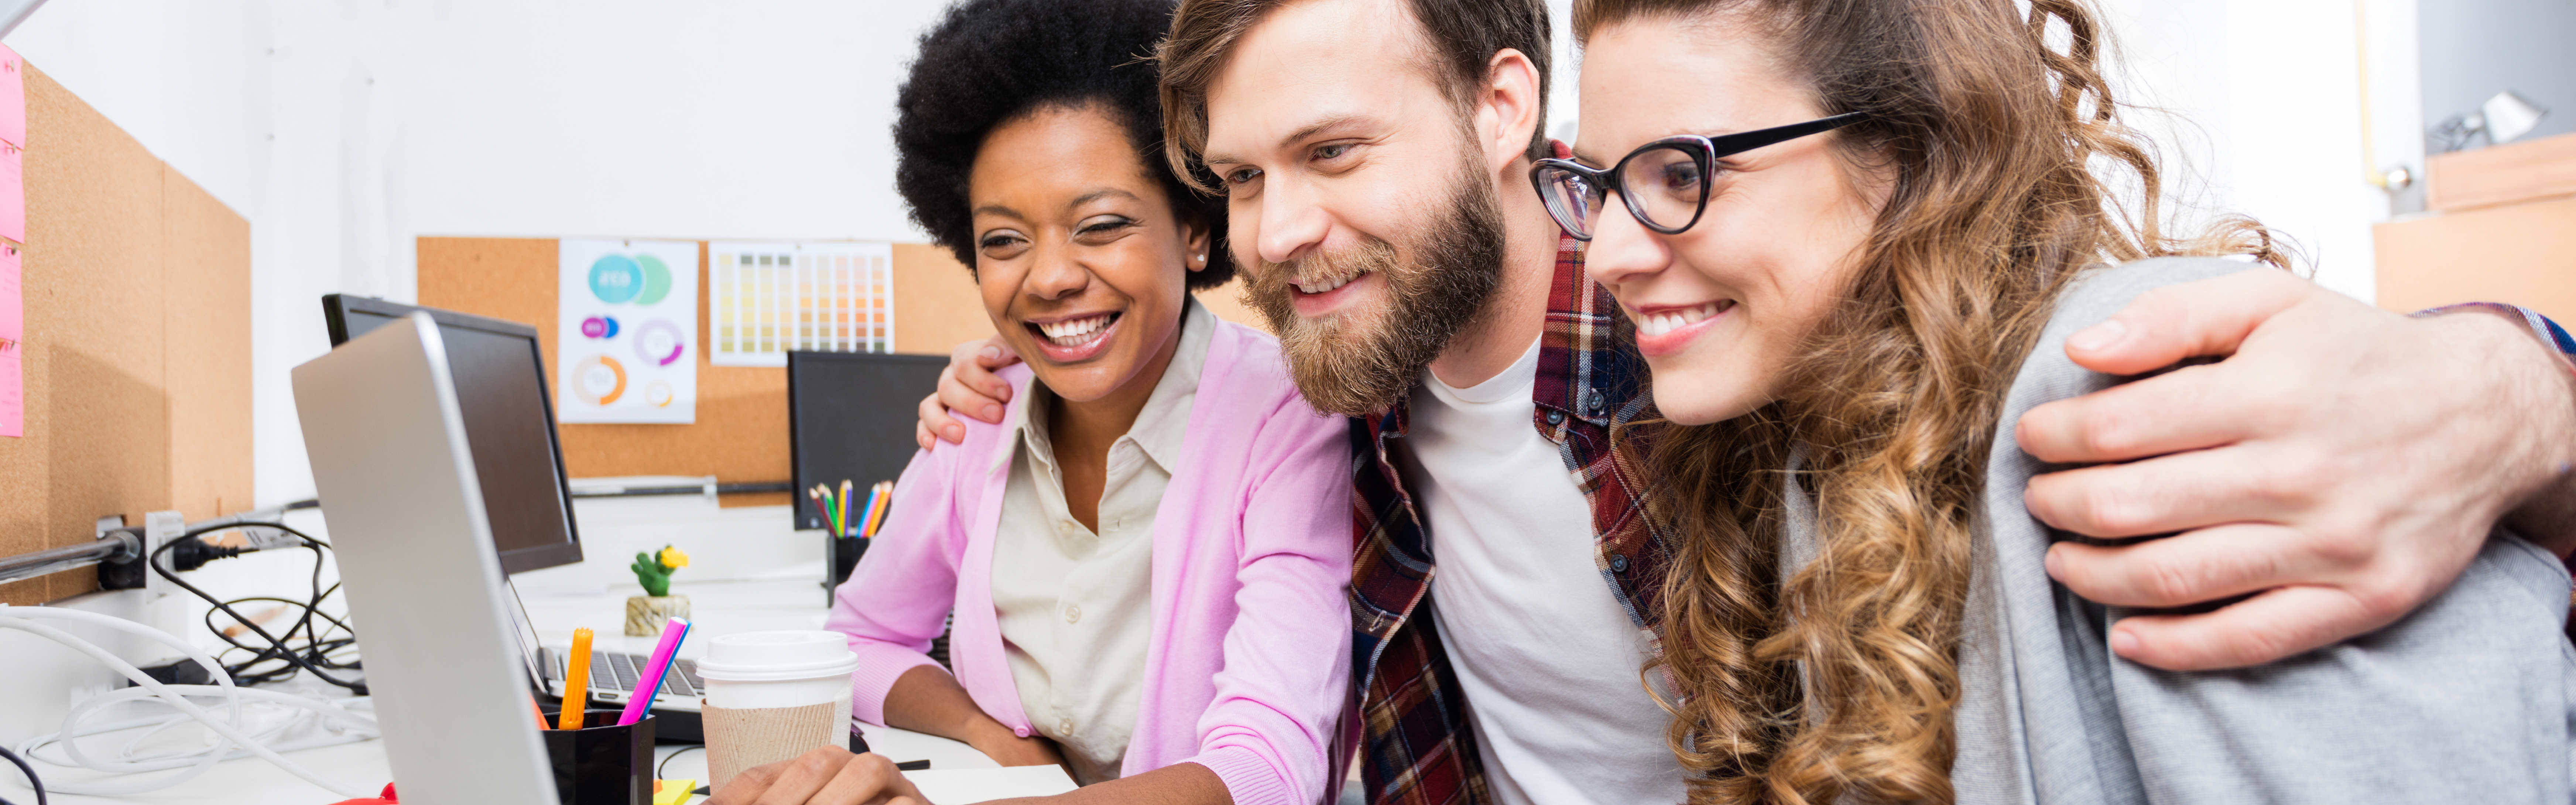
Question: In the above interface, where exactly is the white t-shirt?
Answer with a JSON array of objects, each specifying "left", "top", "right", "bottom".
[{"left": 1401, "top": 336, "right": 1688, "bottom": 805}]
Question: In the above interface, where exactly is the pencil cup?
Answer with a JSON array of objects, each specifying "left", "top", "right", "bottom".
[
  {"left": 696, "top": 631, "right": 860, "bottom": 791},
  {"left": 539, "top": 710, "right": 655, "bottom": 805}
]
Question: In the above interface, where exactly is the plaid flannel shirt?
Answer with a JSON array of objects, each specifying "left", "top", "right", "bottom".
[
  {"left": 1346, "top": 230, "right": 1670, "bottom": 805},
  {"left": 1343, "top": 242, "right": 2576, "bottom": 804}
]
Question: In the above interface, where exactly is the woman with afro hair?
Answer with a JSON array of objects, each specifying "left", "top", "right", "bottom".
[{"left": 716, "top": 0, "right": 1355, "bottom": 803}]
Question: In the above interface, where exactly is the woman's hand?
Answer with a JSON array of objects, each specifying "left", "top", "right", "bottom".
[
  {"left": 706, "top": 748, "right": 931, "bottom": 805},
  {"left": 915, "top": 336, "right": 1024, "bottom": 449}
]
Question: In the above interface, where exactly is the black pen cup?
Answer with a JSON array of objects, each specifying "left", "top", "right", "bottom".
[{"left": 540, "top": 710, "right": 655, "bottom": 805}]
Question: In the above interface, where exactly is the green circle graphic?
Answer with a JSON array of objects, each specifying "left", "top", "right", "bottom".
[{"left": 635, "top": 255, "right": 674, "bottom": 305}]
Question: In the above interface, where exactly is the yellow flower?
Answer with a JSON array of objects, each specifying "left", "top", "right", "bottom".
[{"left": 658, "top": 546, "right": 691, "bottom": 570}]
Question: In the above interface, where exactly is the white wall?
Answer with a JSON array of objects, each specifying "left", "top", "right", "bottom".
[
  {"left": 8, "top": 0, "right": 956, "bottom": 509},
  {"left": 8, "top": 0, "right": 2426, "bottom": 507}
]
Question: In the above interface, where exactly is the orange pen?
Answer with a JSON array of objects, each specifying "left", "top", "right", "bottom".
[
  {"left": 558, "top": 627, "right": 595, "bottom": 731},
  {"left": 530, "top": 692, "right": 550, "bottom": 730}
]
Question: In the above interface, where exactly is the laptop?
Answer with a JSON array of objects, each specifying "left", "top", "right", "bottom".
[
  {"left": 295, "top": 311, "right": 558, "bottom": 804},
  {"left": 322, "top": 294, "right": 708, "bottom": 741}
]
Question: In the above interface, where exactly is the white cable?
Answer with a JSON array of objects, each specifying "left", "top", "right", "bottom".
[{"left": 0, "top": 611, "right": 377, "bottom": 797}]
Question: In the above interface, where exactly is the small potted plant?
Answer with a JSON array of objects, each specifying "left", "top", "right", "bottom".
[{"left": 624, "top": 544, "right": 691, "bottom": 636}]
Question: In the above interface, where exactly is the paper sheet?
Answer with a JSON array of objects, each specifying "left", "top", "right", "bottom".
[
  {"left": 901, "top": 766, "right": 1080, "bottom": 803},
  {"left": 557, "top": 238, "right": 700, "bottom": 424},
  {"left": 707, "top": 241, "right": 894, "bottom": 367}
]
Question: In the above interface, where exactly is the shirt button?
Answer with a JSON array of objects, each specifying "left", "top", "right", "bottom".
[
  {"left": 1586, "top": 389, "right": 1606, "bottom": 412},
  {"left": 1058, "top": 717, "right": 1074, "bottom": 736},
  {"left": 1610, "top": 554, "right": 1629, "bottom": 573},
  {"left": 1015, "top": 726, "right": 1031, "bottom": 737},
  {"left": 1064, "top": 604, "right": 1082, "bottom": 624},
  {"left": 1545, "top": 410, "right": 1565, "bottom": 425}
]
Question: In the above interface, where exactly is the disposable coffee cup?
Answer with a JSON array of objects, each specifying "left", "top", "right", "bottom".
[{"left": 698, "top": 630, "right": 861, "bottom": 790}]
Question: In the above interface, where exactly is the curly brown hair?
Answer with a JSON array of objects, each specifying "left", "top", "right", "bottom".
[{"left": 1571, "top": 0, "right": 2285, "bottom": 802}]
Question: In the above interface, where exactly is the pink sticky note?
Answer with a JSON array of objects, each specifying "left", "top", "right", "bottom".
[
  {"left": 0, "top": 145, "right": 21, "bottom": 244},
  {"left": 0, "top": 242, "right": 19, "bottom": 345},
  {"left": 0, "top": 243, "right": 18, "bottom": 437},
  {"left": 0, "top": 46, "right": 20, "bottom": 149}
]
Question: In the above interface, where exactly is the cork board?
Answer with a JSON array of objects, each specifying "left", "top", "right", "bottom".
[
  {"left": 417, "top": 238, "right": 1263, "bottom": 507},
  {"left": 0, "top": 64, "right": 256, "bottom": 604}
]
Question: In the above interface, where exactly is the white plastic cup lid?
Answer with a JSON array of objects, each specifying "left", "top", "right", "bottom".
[{"left": 693, "top": 630, "right": 860, "bottom": 682}]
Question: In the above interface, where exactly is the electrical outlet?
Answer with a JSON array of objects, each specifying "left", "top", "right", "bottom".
[{"left": 141, "top": 510, "right": 186, "bottom": 599}]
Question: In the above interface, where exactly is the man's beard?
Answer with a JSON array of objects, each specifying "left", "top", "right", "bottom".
[{"left": 1245, "top": 164, "right": 1509, "bottom": 417}]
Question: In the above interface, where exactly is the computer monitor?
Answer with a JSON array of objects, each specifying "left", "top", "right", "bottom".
[
  {"left": 322, "top": 294, "right": 583, "bottom": 573},
  {"left": 292, "top": 311, "right": 559, "bottom": 805},
  {"left": 786, "top": 350, "right": 946, "bottom": 532}
]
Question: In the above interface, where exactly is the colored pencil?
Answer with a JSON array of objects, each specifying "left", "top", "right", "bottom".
[
  {"left": 855, "top": 483, "right": 884, "bottom": 539},
  {"left": 839, "top": 480, "right": 854, "bottom": 536},
  {"left": 617, "top": 617, "right": 691, "bottom": 726},
  {"left": 530, "top": 692, "right": 550, "bottom": 730},
  {"left": 558, "top": 627, "right": 595, "bottom": 731},
  {"left": 863, "top": 480, "right": 893, "bottom": 538}
]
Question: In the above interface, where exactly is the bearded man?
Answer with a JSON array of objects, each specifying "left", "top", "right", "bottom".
[{"left": 917, "top": 1, "right": 2576, "bottom": 804}]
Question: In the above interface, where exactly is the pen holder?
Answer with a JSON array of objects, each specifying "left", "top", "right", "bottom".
[{"left": 540, "top": 710, "right": 655, "bottom": 805}]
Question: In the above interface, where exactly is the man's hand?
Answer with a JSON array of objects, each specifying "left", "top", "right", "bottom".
[
  {"left": 707, "top": 748, "right": 930, "bottom": 805},
  {"left": 914, "top": 336, "right": 1022, "bottom": 450},
  {"left": 2015, "top": 269, "right": 2576, "bottom": 671}
]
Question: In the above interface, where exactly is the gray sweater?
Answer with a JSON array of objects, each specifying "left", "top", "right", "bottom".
[{"left": 1784, "top": 257, "right": 2576, "bottom": 804}]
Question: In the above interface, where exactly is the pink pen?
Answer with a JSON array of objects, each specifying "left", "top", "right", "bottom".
[{"left": 616, "top": 617, "right": 691, "bottom": 726}]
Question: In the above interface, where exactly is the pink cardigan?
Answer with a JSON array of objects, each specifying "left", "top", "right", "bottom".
[{"left": 824, "top": 320, "right": 1353, "bottom": 805}]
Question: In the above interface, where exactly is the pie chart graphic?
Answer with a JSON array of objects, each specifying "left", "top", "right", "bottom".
[
  {"left": 645, "top": 381, "right": 675, "bottom": 408},
  {"left": 589, "top": 255, "right": 642, "bottom": 304},
  {"left": 572, "top": 354, "right": 627, "bottom": 405},
  {"left": 633, "top": 319, "right": 686, "bottom": 366}
]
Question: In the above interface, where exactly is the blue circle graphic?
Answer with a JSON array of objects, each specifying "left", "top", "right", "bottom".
[{"left": 589, "top": 255, "right": 643, "bottom": 304}]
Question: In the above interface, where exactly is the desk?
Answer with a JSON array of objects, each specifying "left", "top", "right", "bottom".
[
  {"left": 9, "top": 725, "right": 992, "bottom": 805},
  {"left": 3, "top": 570, "right": 1008, "bottom": 804}
]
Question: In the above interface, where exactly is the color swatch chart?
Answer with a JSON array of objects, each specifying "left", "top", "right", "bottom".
[{"left": 708, "top": 241, "right": 895, "bottom": 367}]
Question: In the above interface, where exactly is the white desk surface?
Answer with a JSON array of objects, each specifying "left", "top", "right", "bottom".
[{"left": 5, "top": 577, "right": 1004, "bottom": 805}]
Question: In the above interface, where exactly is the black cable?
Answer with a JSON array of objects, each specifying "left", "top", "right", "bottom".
[
  {"left": 153, "top": 524, "right": 367, "bottom": 694},
  {"left": 656, "top": 745, "right": 704, "bottom": 780},
  {"left": 0, "top": 743, "right": 45, "bottom": 805}
]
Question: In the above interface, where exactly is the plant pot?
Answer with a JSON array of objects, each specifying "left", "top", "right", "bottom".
[{"left": 624, "top": 594, "right": 691, "bottom": 637}]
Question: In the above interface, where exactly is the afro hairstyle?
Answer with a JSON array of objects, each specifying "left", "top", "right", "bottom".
[{"left": 894, "top": 0, "right": 1234, "bottom": 290}]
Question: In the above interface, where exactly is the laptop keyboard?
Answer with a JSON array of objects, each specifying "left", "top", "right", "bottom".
[{"left": 541, "top": 647, "right": 703, "bottom": 698}]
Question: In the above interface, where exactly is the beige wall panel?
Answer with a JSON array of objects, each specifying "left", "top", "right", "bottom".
[
  {"left": 162, "top": 169, "right": 253, "bottom": 522},
  {"left": 2374, "top": 196, "right": 2576, "bottom": 323},
  {"left": 14, "top": 65, "right": 168, "bottom": 602},
  {"left": 418, "top": 238, "right": 794, "bottom": 508},
  {"left": 890, "top": 243, "right": 994, "bottom": 356}
]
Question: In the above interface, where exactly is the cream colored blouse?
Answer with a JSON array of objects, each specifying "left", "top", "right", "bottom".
[{"left": 989, "top": 299, "right": 1212, "bottom": 785}]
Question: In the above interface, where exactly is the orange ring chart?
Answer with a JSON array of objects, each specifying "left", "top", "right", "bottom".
[{"left": 572, "top": 354, "right": 627, "bottom": 405}]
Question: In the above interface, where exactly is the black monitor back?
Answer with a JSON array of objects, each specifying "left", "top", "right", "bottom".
[
  {"left": 786, "top": 351, "right": 946, "bottom": 533},
  {"left": 320, "top": 294, "right": 584, "bottom": 574}
]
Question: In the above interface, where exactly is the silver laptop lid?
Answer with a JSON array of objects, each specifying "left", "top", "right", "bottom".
[{"left": 295, "top": 311, "right": 557, "bottom": 805}]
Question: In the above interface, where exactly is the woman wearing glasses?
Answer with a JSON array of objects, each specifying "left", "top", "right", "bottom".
[
  {"left": 1544, "top": 0, "right": 2576, "bottom": 802},
  {"left": 710, "top": 0, "right": 1350, "bottom": 802}
]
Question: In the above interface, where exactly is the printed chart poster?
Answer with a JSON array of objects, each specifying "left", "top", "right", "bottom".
[
  {"left": 558, "top": 239, "right": 699, "bottom": 424},
  {"left": 709, "top": 241, "right": 894, "bottom": 367}
]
